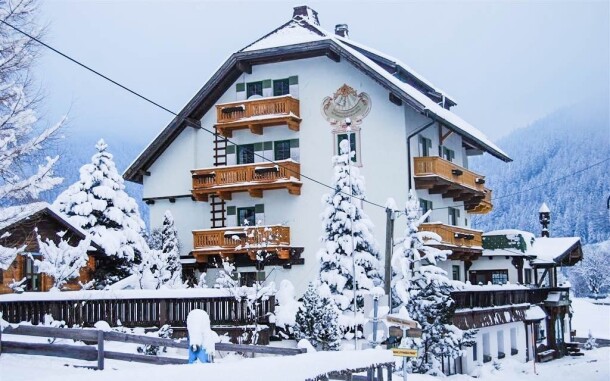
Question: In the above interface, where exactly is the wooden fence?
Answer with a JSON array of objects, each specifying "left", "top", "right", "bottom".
[
  {"left": 0, "top": 295, "right": 275, "bottom": 328},
  {"left": 0, "top": 324, "right": 305, "bottom": 370}
]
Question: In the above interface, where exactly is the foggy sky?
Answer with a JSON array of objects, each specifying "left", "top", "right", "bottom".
[{"left": 35, "top": 1, "right": 609, "bottom": 148}]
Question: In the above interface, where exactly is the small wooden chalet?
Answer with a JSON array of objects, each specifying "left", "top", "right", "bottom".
[{"left": 0, "top": 203, "right": 101, "bottom": 294}]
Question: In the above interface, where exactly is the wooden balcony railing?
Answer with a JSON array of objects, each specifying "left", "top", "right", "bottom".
[
  {"left": 215, "top": 95, "right": 301, "bottom": 137},
  {"left": 413, "top": 156, "right": 492, "bottom": 213},
  {"left": 192, "top": 225, "right": 292, "bottom": 261},
  {"left": 191, "top": 160, "right": 301, "bottom": 201},
  {"left": 419, "top": 222, "right": 483, "bottom": 259}
]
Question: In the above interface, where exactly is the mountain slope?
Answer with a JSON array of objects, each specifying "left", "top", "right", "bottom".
[{"left": 470, "top": 96, "right": 609, "bottom": 244}]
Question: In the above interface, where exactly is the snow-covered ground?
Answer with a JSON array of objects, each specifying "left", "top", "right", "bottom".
[
  {"left": 0, "top": 347, "right": 608, "bottom": 381},
  {"left": 572, "top": 297, "right": 610, "bottom": 340}
]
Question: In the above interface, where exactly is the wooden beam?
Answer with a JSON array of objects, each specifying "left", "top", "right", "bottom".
[
  {"left": 236, "top": 61, "right": 252, "bottom": 74},
  {"left": 249, "top": 189, "right": 263, "bottom": 198},
  {"left": 249, "top": 124, "right": 263, "bottom": 135},
  {"left": 217, "top": 191, "right": 232, "bottom": 201},
  {"left": 440, "top": 130, "right": 454, "bottom": 144},
  {"left": 429, "top": 185, "right": 451, "bottom": 194},
  {"left": 325, "top": 50, "right": 341, "bottom": 62}
]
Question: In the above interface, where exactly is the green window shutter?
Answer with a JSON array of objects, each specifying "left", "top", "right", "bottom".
[
  {"left": 227, "top": 206, "right": 236, "bottom": 215},
  {"left": 289, "top": 76, "right": 298, "bottom": 85},
  {"left": 255, "top": 204, "right": 265, "bottom": 213},
  {"left": 263, "top": 141, "right": 273, "bottom": 150},
  {"left": 457, "top": 209, "right": 461, "bottom": 217},
  {"left": 262, "top": 79, "right": 272, "bottom": 88},
  {"left": 290, "top": 139, "right": 299, "bottom": 148},
  {"left": 226, "top": 145, "right": 235, "bottom": 154},
  {"left": 254, "top": 142, "right": 263, "bottom": 151},
  {"left": 236, "top": 83, "right": 245, "bottom": 92}
]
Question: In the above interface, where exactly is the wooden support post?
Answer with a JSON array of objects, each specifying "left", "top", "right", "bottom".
[
  {"left": 346, "top": 371, "right": 353, "bottom": 381},
  {"left": 377, "top": 365, "right": 384, "bottom": 381},
  {"left": 387, "top": 363, "right": 393, "bottom": 380},
  {"left": 159, "top": 300, "right": 167, "bottom": 327},
  {"left": 97, "top": 330, "right": 105, "bottom": 370},
  {"left": 367, "top": 367, "right": 374, "bottom": 381}
]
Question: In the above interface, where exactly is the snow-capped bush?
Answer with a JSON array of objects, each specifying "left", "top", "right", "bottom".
[
  {"left": 294, "top": 283, "right": 341, "bottom": 351},
  {"left": 34, "top": 231, "right": 91, "bottom": 290},
  {"left": 584, "top": 331, "right": 597, "bottom": 350}
]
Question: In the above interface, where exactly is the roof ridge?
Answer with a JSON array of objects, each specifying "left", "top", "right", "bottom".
[{"left": 239, "top": 17, "right": 327, "bottom": 53}]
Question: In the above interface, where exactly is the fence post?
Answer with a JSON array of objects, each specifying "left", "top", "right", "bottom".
[
  {"left": 0, "top": 322, "right": 3, "bottom": 357},
  {"left": 97, "top": 330, "right": 105, "bottom": 370},
  {"left": 159, "top": 300, "right": 167, "bottom": 326}
]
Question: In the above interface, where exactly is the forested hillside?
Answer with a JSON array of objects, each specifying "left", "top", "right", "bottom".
[{"left": 471, "top": 96, "right": 609, "bottom": 244}]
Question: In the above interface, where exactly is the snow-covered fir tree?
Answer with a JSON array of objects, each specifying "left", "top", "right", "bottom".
[
  {"left": 34, "top": 231, "right": 91, "bottom": 290},
  {"left": 394, "top": 191, "right": 476, "bottom": 374},
  {"left": 0, "top": 0, "right": 64, "bottom": 269},
  {"left": 54, "top": 139, "right": 147, "bottom": 287},
  {"left": 294, "top": 283, "right": 341, "bottom": 351},
  {"left": 318, "top": 139, "right": 382, "bottom": 315},
  {"left": 569, "top": 240, "right": 610, "bottom": 297}
]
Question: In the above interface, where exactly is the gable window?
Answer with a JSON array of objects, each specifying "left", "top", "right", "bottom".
[
  {"left": 237, "top": 207, "right": 256, "bottom": 227},
  {"left": 336, "top": 132, "right": 359, "bottom": 164},
  {"left": 419, "top": 136, "right": 432, "bottom": 157},
  {"left": 273, "top": 79, "right": 290, "bottom": 96},
  {"left": 448, "top": 207, "right": 460, "bottom": 226},
  {"left": 442, "top": 147, "right": 455, "bottom": 162},
  {"left": 23, "top": 254, "right": 41, "bottom": 291},
  {"left": 452, "top": 265, "right": 461, "bottom": 281},
  {"left": 420, "top": 199, "right": 433, "bottom": 222},
  {"left": 274, "top": 140, "right": 291, "bottom": 161},
  {"left": 246, "top": 81, "right": 263, "bottom": 98},
  {"left": 237, "top": 144, "right": 255, "bottom": 164}
]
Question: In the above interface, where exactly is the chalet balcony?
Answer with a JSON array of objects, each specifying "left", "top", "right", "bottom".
[
  {"left": 413, "top": 156, "right": 492, "bottom": 213},
  {"left": 192, "top": 225, "right": 302, "bottom": 264},
  {"left": 215, "top": 95, "right": 301, "bottom": 138},
  {"left": 191, "top": 159, "right": 302, "bottom": 202},
  {"left": 419, "top": 222, "right": 483, "bottom": 260}
]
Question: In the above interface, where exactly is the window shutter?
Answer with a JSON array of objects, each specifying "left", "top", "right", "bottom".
[
  {"left": 254, "top": 143, "right": 263, "bottom": 151},
  {"left": 262, "top": 79, "right": 272, "bottom": 88},
  {"left": 289, "top": 76, "right": 298, "bottom": 85},
  {"left": 263, "top": 141, "right": 273, "bottom": 150},
  {"left": 290, "top": 139, "right": 299, "bottom": 148},
  {"left": 226, "top": 145, "right": 236, "bottom": 154},
  {"left": 255, "top": 204, "right": 265, "bottom": 213},
  {"left": 227, "top": 206, "right": 236, "bottom": 215},
  {"left": 236, "top": 83, "right": 245, "bottom": 92}
]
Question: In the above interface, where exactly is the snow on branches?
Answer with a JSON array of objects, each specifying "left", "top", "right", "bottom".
[
  {"left": 54, "top": 139, "right": 147, "bottom": 287},
  {"left": 34, "top": 230, "right": 91, "bottom": 290},
  {"left": 294, "top": 283, "right": 341, "bottom": 351},
  {"left": 139, "top": 211, "right": 182, "bottom": 289},
  {"left": 318, "top": 139, "right": 382, "bottom": 315}
]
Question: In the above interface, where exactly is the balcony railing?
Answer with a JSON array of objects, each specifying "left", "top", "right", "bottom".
[
  {"left": 452, "top": 287, "right": 571, "bottom": 309},
  {"left": 419, "top": 222, "right": 483, "bottom": 252},
  {"left": 191, "top": 160, "right": 301, "bottom": 201},
  {"left": 192, "top": 225, "right": 292, "bottom": 261},
  {"left": 215, "top": 95, "right": 301, "bottom": 137},
  {"left": 413, "top": 156, "right": 492, "bottom": 213}
]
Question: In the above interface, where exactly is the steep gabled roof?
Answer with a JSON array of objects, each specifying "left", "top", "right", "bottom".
[{"left": 124, "top": 8, "right": 511, "bottom": 184}]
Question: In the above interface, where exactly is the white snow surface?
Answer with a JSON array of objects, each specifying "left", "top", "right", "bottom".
[
  {"left": 524, "top": 305, "right": 547, "bottom": 321},
  {"left": 571, "top": 297, "right": 610, "bottom": 340}
]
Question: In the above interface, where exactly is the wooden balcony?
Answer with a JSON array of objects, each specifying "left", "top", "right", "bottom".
[
  {"left": 419, "top": 222, "right": 483, "bottom": 260},
  {"left": 465, "top": 188, "right": 493, "bottom": 214},
  {"left": 215, "top": 95, "right": 301, "bottom": 138},
  {"left": 192, "top": 225, "right": 296, "bottom": 262},
  {"left": 191, "top": 159, "right": 302, "bottom": 202},
  {"left": 413, "top": 156, "right": 492, "bottom": 213}
]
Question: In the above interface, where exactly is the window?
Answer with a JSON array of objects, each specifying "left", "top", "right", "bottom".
[
  {"left": 452, "top": 265, "right": 461, "bottom": 281},
  {"left": 337, "top": 133, "right": 357, "bottom": 163},
  {"left": 524, "top": 268, "right": 532, "bottom": 284},
  {"left": 274, "top": 140, "right": 291, "bottom": 161},
  {"left": 239, "top": 271, "right": 264, "bottom": 287},
  {"left": 491, "top": 270, "right": 508, "bottom": 285},
  {"left": 273, "top": 79, "right": 290, "bottom": 96},
  {"left": 246, "top": 81, "right": 263, "bottom": 98},
  {"left": 237, "top": 207, "right": 256, "bottom": 227},
  {"left": 420, "top": 199, "right": 433, "bottom": 222},
  {"left": 237, "top": 144, "right": 255, "bottom": 164},
  {"left": 442, "top": 147, "right": 455, "bottom": 162},
  {"left": 419, "top": 136, "right": 432, "bottom": 156},
  {"left": 23, "top": 254, "right": 40, "bottom": 291},
  {"left": 448, "top": 207, "right": 460, "bottom": 226}
]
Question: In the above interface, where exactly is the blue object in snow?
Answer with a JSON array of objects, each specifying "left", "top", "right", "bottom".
[{"left": 188, "top": 342, "right": 209, "bottom": 364}]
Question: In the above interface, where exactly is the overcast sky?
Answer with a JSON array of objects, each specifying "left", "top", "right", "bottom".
[{"left": 35, "top": 1, "right": 609, "bottom": 148}]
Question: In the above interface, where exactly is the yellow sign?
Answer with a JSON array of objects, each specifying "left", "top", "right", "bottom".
[{"left": 392, "top": 348, "right": 418, "bottom": 357}]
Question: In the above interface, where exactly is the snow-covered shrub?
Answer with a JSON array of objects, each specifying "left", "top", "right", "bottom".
[
  {"left": 137, "top": 324, "right": 173, "bottom": 355},
  {"left": 294, "top": 283, "right": 341, "bottom": 351},
  {"left": 274, "top": 280, "right": 300, "bottom": 336},
  {"left": 584, "top": 331, "right": 597, "bottom": 350},
  {"left": 8, "top": 277, "right": 26, "bottom": 293},
  {"left": 54, "top": 140, "right": 148, "bottom": 287},
  {"left": 187, "top": 309, "right": 219, "bottom": 357},
  {"left": 34, "top": 231, "right": 91, "bottom": 290},
  {"left": 318, "top": 140, "right": 382, "bottom": 319}
]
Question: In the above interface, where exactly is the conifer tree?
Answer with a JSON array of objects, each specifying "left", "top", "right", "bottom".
[
  {"left": 318, "top": 140, "right": 382, "bottom": 314},
  {"left": 160, "top": 211, "right": 182, "bottom": 286},
  {"left": 294, "top": 283, "right": 341, "bottom": 351},
  {"left": 54, "top": 140, "right": 147, "bottom": 287}
]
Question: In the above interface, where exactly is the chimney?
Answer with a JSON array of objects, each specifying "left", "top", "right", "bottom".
[
  {"left": 335, "top": 24, "right": 349, "bottom": 38},
  {"left": 293, "top": 5, "right": 320, "bottom": 26},
  {"left": 539, "top": 202, "right": 550, "bottom": 237}
]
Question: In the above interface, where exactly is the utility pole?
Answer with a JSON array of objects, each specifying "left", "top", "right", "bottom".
[{"left": 384, "top": 208, "right": 395, "bottom": 307}]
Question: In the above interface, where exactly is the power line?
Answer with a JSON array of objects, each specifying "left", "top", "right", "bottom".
[{"left": 3, "top": 18, "right": 605, "bottom": 217}]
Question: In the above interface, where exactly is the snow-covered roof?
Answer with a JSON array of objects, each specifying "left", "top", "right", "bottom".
[
  {"left": 539, "top": 202, "right": 550, "bottom": 213},
  {"left": 532, "top": 236, "right": 581, "bottom": 264},
  {"left": 123, "top": 6, "right": 511, "bottom": 184},
  {"left": 525, "top": 305, "right": 547, "bottom": 321}
]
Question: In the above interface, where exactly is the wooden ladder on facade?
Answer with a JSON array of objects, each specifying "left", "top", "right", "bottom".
[{"left": 211, "top": 129, "right": 228, "bottom": 228}]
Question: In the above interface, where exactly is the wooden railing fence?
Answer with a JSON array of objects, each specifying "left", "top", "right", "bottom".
[
  {"left": 452, "top": 287, "right": 570, "bottom": 309},
  {"left": 0, "top": 324, "right": 305, "bottom": 370}
]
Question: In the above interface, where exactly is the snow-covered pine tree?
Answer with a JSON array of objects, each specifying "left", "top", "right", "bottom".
[
  {"left": 160, "top": 211, "right": 182, "bottom": 286},
  {"left": 54, "top": 140, "right": 148, "bottom": 287},
  {"left": 34, "top": 231, "right": 91, "bottom": 290},
  {"left": 318, "top": 139, "right": 382, "bottom": 315},
  {"left": 394, "top": 191, "right": 476, "bottom": 374},
  {"left": 0, "top": 0, "right": 64, "bottom": 269},
  {"left": 294, "top": 283, "right": 341, "bottom": 351}
]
